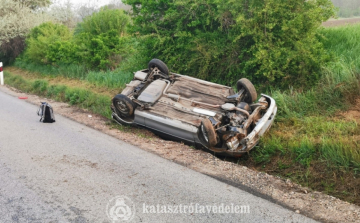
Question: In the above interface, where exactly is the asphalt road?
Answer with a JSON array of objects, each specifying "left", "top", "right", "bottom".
[{"left": 0, "top": 89, "right": 317, "bottom": 223}]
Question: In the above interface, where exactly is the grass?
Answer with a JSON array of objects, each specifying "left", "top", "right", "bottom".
[
  {"left": 14, "top": 60, "right": 133, "bottom": 90},
  {"left": 270, "top": 24, "right": 360, "bottom": 119},
  {"left": 242, "top": 24, "right": 360, "bottom": 204},
  {"left": 86, "top": 70, "right": 133, "bottom": 89},
  {"left": 14, "top": 60, "right": 88, "bottom": 79},
  {"left": 257, "top": 117, "right": 360, "bottom": 168},
  {"left": 252, "top": 24, "right": 360, "bottom": 169}
]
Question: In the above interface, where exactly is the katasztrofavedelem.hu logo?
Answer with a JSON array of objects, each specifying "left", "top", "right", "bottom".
[{"left": 106, "top": 196, "right": 136, "bottom": 222}]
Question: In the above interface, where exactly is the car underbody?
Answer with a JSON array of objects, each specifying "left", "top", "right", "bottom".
[{"left": 111, "top": 59, "right": 277, "bottom": 157}]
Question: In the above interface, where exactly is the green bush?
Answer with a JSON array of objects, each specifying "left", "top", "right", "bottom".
[
  {"left": 74, "top": 8, "right": 132, "bottom": 70},
  {"left": 233, "top": 0, "right": 335, "bottom": 85},
  {"left": 124, "top": 0, "right": 336, "bottom": 87},
  {"left": 75, "top": 7, "right": 129, "bottom": 36},
  {"left": 46, "top": 40, "right": 79, "bottom": 64},
  {"left": 25, "top": 22, "right": 73, "bottom": 64},
  {"left": 23, "top": 8, "right": 133, "bottom": 70},
  {"left": 75, "top": 30, "right": 132, "bottom": 69}
]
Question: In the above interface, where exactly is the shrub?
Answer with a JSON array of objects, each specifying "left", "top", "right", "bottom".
[
  {"left": 75, "top": 7, "right": 129, "bottom": 36},
  {"left": 233, "top": 0, "right": 336, "bottom": 86},
  {"left": 74, "top": 8, "right": 132, "bottom": 70},
  {"left": 75, "top": 30, "right": 132, "bottom": 69},
  {"left": 46, "top": 40, "right": 79, "bottom": 64},
  {"left": 25, "top": 22, "right": 73, "bottom": 64},
  {"left": 124, "top": 0, "right": 336, "bottom": 87}
]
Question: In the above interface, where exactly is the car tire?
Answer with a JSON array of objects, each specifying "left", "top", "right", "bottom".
[
  {"left": 236, "top": 78, "right": 257, "bottom": 103},
  {"left": 198, "top": 119, "right": 217, "bottom": 147},
  {"left": 112, "top": 94, "right": 136, "bottom": 124},
  {"left": 148, "top": 59, "right": 170, "bottom": 77}
]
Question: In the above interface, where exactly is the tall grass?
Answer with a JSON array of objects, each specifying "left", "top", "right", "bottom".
[
  {"left": 86, "top": 70, "right": 133, "bottom": 89},
  {"left": 270, "top": 24, "right": 360, "bottom": 120},
  {"left": 15, "top": 60, "right": 88, "bottom": 79},
  {"left": 320, "top": 24, "right": 360, "bottom": 85},
  {"left": 14, "top": 60, "right": 133, "bottom": 90}
]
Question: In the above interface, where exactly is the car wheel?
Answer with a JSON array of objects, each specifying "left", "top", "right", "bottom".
[
  {"left": 198, "top": 119, "right": 217, "bottom": 147},
  {"left": 148, "top": 59, "right": 170, "bottom": 77},
  {"left": 236, "top": 78, "right": 257, "bottom": 103},
  {"left": 112, "top": 94, "right": 136, "bottom": 124}
]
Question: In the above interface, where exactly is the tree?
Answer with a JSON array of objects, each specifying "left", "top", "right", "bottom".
[
  {"left": 106, "top": 0, "right": 132, "bottom": 11},
  {"left": 14, "top": 0, "right": 50, "bottom": 9},
  {"left": 0, "top": 0, "right": 52, "bottom": 64},
  {"left": 48, "top": 0, "right": 77, "bottom": 28},
  {"left": 76, "top": 5, "right": 99, "bottom": 21}
]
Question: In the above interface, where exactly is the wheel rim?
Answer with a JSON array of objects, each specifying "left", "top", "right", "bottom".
[{"left": 116, "top": 101, "right": 129, "bottom": 116}]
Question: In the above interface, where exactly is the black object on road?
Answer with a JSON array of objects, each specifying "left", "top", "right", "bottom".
[{"left": 37, "top": 102, "right": 55, "bottom": 123}]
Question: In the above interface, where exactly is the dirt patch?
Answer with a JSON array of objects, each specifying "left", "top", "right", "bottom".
[
  {"left": 338, "top": 98, "right": 360, "bottom": 121},
  {"left": 323, "top": 17, "right": 360, "bottom": 27},
  {"left": 1, "top": 84, "right": 360, "bottom": 222}
]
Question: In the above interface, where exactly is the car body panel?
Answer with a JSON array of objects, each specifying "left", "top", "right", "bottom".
[{"left": 135, "top": 110, "right": 199, "bottom": 144}]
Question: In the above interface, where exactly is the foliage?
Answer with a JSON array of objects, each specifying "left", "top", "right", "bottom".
[
  {"left": 233, "top": 0, "right": 336, "bottom": 85},
  {"left": 124, "top": 0, "right": 336, "bottom": 87},
  {"left": 15, "top": 59, "right": 87, "bottom": 79},
  {"left": 0, "top": 0, "right": 52, "bottom": 65},
  {"left": 45, "top": 40, "right": 79, "bottom": 64},
  {"left": 248, "top": 23, "right": 360, "bottom": 203},
  {"left": 25, "top": 22, "right": 74, "bottom": 64},
  {"left": 48, "top": 1, "right": 77, "bottom": 28},
  {"left": 14, "top": 0, "right": 50, "bottom": 10},
  {"left": 75, "top": 30, "right": 132, "bottom": 69},
  {"left": 74, "top": 8, "right": 132, "bottom": 69},
  {"left": 75, "top": 7, "right": 129, "bottom": 36},
  {"left": 0, "top": 0, "right": 51, "bottom": 42}
]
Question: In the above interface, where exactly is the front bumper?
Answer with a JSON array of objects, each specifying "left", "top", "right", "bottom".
[{"left": 215, "top": 94, "right": 277, "bottom": 157}]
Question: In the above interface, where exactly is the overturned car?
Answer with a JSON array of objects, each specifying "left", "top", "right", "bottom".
[{"left": 111, "top": 59, "right": 277, "bottom": 157}]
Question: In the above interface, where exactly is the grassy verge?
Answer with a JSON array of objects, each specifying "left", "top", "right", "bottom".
[
  {"left": 14, "top": 60, "right": 133, "bottom": 90},
  {"left": 240, "top": 24, "right": 360, "bottom": 204}
]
